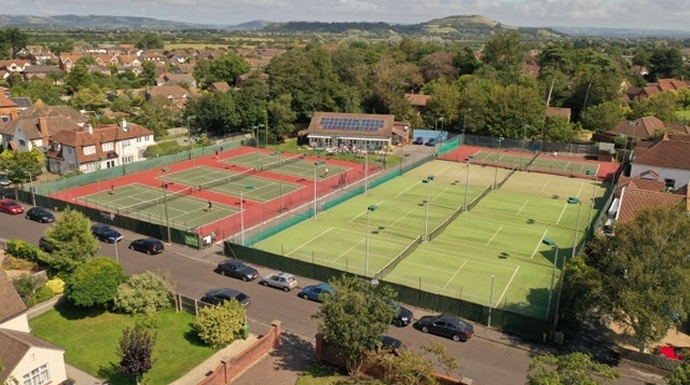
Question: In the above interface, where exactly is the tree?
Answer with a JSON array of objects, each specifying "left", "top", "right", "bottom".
[
  {"left": 118, "top": 323, "right": 156, "bottom": 385},
  {"left": 580, "top": 102, "right": 623, "bottom": 134},
  {"left": 41, "top": 208, "right": 99, "bottom": 276},
  {"left": 526, "top": 352, "right": 620, "bottom": 385},
  {"left": 0, "top": 148, "right": 43, "bottom": 184},
  {"left": 64, "top": 63, "right": 93, "bottom": 93},
  {"left": 312, "top": 275, "right": 396, "bottom": 375},
  {"left": 2, "top": 27, "right": 27, "bottom": 59},
  {"left": 267, "top": 94, "right": 297, "bottom": 141},
  {"left": 422, "top": 79, "right": 461, "bottom": 129},
  {"left": 419, "top": 51, "right": 458, "bottom": 83},
  {"left": 200, "top": 53, "right": 250, "bottom": 88},
  {"left": 374, "top": 342, "right": 457, "bottom": 385},
  {"left": 481, "top": 32, "right": 525, "bottom": 77},
  {"left": 139, "top": 61, "right": 156, "bottom": 86},
  {"left": 648, "top": 47, "right": 686, "bottom": 81},
  {"left": 577, "top": 205, "right": 690, "bottom": 352},
  {"left": 453, "top": 46, "right": 481, "bottom": 76},
  {"left": 66, "top": 257, "right": 128, "bottom": 308},
  {"left": 194, "top": 300, "right": 246, "bottom": 348},
  {"left": 542, "top": 116, "right": 575, "bottom": 143},
  {"left": 134, "top": 96, "right": 180, "bottom": 138},
  {"left": 183, "top": 91, "right": 241, "bottom": 137},
  {"left": 113, "top": 271, "right": 174, "bottom": 314},
  {"left": 10, "top": 77, "right": 64, "bottom": 105},
  {"left": 136, "top": 32, "right": 164, "bottom": 49},
  {"left": 70, "top": 85, "right": 106, "bottom": 112},
  {"left": 667, "top": 361, "right": 690, "bottom": 385}
]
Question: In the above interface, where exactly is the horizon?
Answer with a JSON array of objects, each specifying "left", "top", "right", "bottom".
[{"left": 0, "top": 0, "right": 688, "bottom": 32}]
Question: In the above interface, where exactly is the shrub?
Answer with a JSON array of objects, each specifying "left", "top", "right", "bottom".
[
  {"left": 31, "top": 285, "right": 55, "bottom": 305},
  {"left": 113, "top": 271, "right": 173, "bottom": 314},
  {"left": 6, "top": 239, "right": 48, "bottom": 264},
  {"left": 45, "top": 278, "right": 65, "bottom": 294},
  {"left": 3, "top": 255, "right": 36, "bottom": 271},
  {"left": 65, "top": 258, "right": 128, "bottom": 308},
  {"left": 12, "top": 275, "right": 40, "bottom": 305},
  {"left": 194, "top": 300, "right": 246, "bottom": 348}
]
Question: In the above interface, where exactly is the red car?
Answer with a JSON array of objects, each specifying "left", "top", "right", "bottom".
[
  {"left": 657, "top": 345, "right": 689, "bottom": 360},
  {"left": 0, "top": 199, "right": 24, "bottom": 215}
]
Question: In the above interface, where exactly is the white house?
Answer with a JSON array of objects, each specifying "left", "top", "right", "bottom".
[
  {"left": 46, "top": 118, "right": 156, "bottom": 174},
  {"left": 307, "top": 112, "right": 411, "bottom": 149},
  {"left": 0, "top": 269, "right": 68, "bottom": 385},
  {"left": 630, "top": 135, "right": 690, "bottom": 190}
]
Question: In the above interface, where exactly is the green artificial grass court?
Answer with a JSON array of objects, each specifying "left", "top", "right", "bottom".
[
  {"left": 256, "top": 160, "right": 610, "bottom": 318},
  {"left": 160, "top": 165, "right": 304, "bottom": 203},
  {"left": 29, "top": 304, "right": 217, "bottom": 385},
  {"left": 80, "top": 183, "right": 238, "bottom": 231}
]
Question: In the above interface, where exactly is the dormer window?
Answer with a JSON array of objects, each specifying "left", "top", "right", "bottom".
[{"left": 83, "top": 145, "right": 96, "bottom": 155}]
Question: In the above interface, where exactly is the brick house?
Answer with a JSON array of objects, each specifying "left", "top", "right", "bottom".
[
  {"left": 0, "top": 269, "right": 68, "bottom": 385},
  {"left": 145, "top": 85, "right": 192, "bottom": 109},
  {"left": 45, "top": 118, "right": 156, "bottom": 175}
]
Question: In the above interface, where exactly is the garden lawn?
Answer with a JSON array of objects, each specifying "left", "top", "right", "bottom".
[
  {"left": 295, "top": 361, "right": 349, "bottom": 385},
  {"left": 29, "top": 303, "right": 216, "bottom": 385}
]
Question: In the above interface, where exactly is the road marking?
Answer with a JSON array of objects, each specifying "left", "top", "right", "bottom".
[
  {"left": 496, "top": 265, "right": 520, "bottom": 305},
  {"left": 286, "top": 227, "right": 333, "bottom": 256},
  {"left": 531, "top": 230, "right": 548, "bottom": 259},
  {"left": 487, "top": 225, "right": 503, "bottom": 246}
]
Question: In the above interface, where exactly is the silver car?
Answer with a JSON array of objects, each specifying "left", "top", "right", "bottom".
[{"left": 260, "top": 272, "right": 298, "bottom": 292}]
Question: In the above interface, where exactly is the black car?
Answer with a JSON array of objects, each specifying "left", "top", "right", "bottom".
[
  {"left": 26, "top": 207, "right": 55, "bottom": 223},
  {"left": 376, "top": 335, "right": 407, "bottom": 356},
  {"left": 201, "top": 288, "right": 251, "bottom": 307},
  {"left": 128, "top": 238, "right": 164, "bottom": 255},
  {"left": 90, "top": 224, "right": 123, "bottom": 243},
  {"left": 215, "top": 260, "right": 259, "bottom": 282},
  {"left": 389, "top": 300, "right": 414, "bottom": 327},
  {"left": 414, "top": 314, "right": 474, "bottom": 342}
]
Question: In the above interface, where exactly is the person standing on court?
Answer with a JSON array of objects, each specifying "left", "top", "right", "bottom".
[
  {"left": 323, "top": 167, "right": 329, "bottom": 178},
  {"left": 207, "top": 201, "right": 213, "bottom": 211}
]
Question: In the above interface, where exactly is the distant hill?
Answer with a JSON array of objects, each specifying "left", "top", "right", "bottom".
[
  {"left": 551, "top": 26, "right": 690, "bottom": 38},
  {"left": 0, "top": 14, "right": 205, "bottom": 30}
]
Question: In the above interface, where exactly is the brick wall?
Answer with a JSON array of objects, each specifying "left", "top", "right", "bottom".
[
  {"left": 315, "top": 335, "right": 473, "bottom": 385},
  {"left": 198, "top": 320, "right": 281, "bottom": 385}
]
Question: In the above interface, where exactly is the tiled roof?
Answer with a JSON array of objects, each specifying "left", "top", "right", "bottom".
[
  {"left": 210, "top": 82, "right": 231, "bottom": 92},
  {"left": 0, "top": 93, "right": 17, "bottom": 108},
  {"left": 9, "top": 97, "right": 32, "bottom": 108},
  {"left": 18, "top": 101, "right": 86, "bottom": 123},
  {"left": 633, "top": 136, "right": 690, "bottom": 171},
  {"left": 22, "top": 65, "right": 60, "bottom": 74},
  {"left": 617, "top": 187, "right": 685, "bottom": 223},
  {"left": 0, "top": 269, "right": 27, "bottom": 324},
  {"left": 0, "top": 112, "right": 82, "bottom": 139},
  {"left": 147, "top": 85, "right": 189, "bottom": 98},
  {"left": 404, "top": 93, "right": 431, "bottom": 107},
  {"left": 0, "top": 329, "right": 63, "bottom": 381},
  {"left": 308, "top": 112, "right": 397, "bottom": 138},
  {"left": 610, "top": 116, "right": 665, "bottom": 139},
  {"left": 615, "top": 176, "right": 666, "bottom": 198}
]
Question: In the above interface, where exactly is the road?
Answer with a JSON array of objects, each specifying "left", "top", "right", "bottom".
[{"left": 0, "top": 211, "right": 664, "bottom": 385}]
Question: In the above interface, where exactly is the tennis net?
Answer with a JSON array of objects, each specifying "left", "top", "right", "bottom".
[
  {"left": 375, "top": 234, "right": 422, "bottom": 280},
  {"left": 261, "top": 153, "right": 305, "bottom": 172},
  {"left": 198, "top": 168, "right": 255, "bottom": 190},
  {"left": 118, "top": 186, "right": 194, "bottom": 214}
]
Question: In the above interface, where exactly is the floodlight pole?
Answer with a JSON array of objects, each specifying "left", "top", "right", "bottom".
[
  {"left": 488, "top": 274, "right": 495, "bottom": 327},
  {"left": 187, "top": 115, "right": 196, "bottom": 160},
  {"left": 114, "top": 241, "right": 119, "bottom": 263},
  {"left": 240, "top": 185, "right": 254, "bottom": 245},
  {"left": 494, "top": 136, "right": 504, "bottom": 189},
  {"left": 313, "top": 162, "right": 324, "bottom": 219},
  {"left": 521, "top": 124, "right": 529, "bottom": 169},
  {"left": 276, "top": 151, "right": 283, "bottom": 212},
  {"left": 161, "top": 168, "right": 172, "bottom": 244},
  {"left": 422, "top": 175, "right": 435, "bottom": 242},
  {"left": 587, "top": 168, "right": 598, "bottom": 234},
  {"left": 570, "top": 198, "right": 582, "bottom": 259},
  {"left": 264, "top": 109, "right": 269, "bottom": 149},
  {"left": 365, "top": 205, "right": 377, "bottom": 277},
  {"left": 464, "top": 156, "right": 473, "bottom": 212},
  {"left": 543, "top": 239, "right": 558, "bottom": 325}
]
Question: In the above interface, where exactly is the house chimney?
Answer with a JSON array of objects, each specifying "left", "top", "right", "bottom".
[
  {"left": 39, "top": 117, "right": 49, "bottom": 146},
  {"left": 84, "top": 122, "right": 93, "bottom": 134},
  {"left": 120, "top": 117, "right": 128, "bottom": 132}
]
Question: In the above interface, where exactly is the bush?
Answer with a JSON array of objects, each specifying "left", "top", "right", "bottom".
[
  {"left": 31, "top": 285, "right": 55, "bottom": 305},
  {"left": 113, "top": 271, "right": 173, "bottom": 314},
  {"left": 65, "top": 258, "right": 128, "bottom": 308},
  {"left": 45, "top": 278, "right": 65, "bottom": 294},
  {"left": 194, "top": 300, "right": 246, "bottom": 348},
  {"left": 7, "top": 239, "right": 48, "bottom": 264},
  {"left": 3, "top": 255, "right": 36, "bottom": 271},
  {"left": 12, "top": 275, "right": 40, "bottom": 305}
]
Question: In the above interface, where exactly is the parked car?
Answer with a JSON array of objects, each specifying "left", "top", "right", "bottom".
[
  {"left": 129, "top": 238, "right": 165, "bottom": 255},
  {"left": 425, "top": 138, "right": 437, "bottom": 146},
  {"left": 90, "top": 223, "right": 123, "bottom": 243},
  {"left": 260, "top": 272, "right": 298, "bottom": 292},
  {"left": 0, "top": 175, "right": 11, "bottom": 186},
  {"left": 38, "top": 236, "right": 55, "bottom": 253},
  {"left": 376, "top": 335, "right": 407, "bottom": 356},
  {"left": 201, "top": 288, "right": 251, "bottom": 307},
  {"left": 657, "top": 345, "right": 690, "bottom": 360},
  {"left": 413, "top": 137, "right": 424, "bottom": 145},
  {"left": 25, "top": 207, "right": 55, "bottom": 223},
  {"left": 414, "top": 314, "right": 474, "bottom": 342},
  {"left": 298, "top": 283, "right": 334, "bottom": 302},
  {"left": 215, "top": 260, "right": 259, "bottom": 282},
  {"left": 0, "top": 199, "right": 24, "bottom": 215},
  {"left": 389, "top": 300, "right": 414, "bottom": 327}
]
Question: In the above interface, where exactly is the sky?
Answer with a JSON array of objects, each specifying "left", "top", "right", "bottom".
[{"left": 7, "top": 0, "right": 690, "bottom": 31}]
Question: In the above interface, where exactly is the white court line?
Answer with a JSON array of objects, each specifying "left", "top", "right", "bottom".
[
  {"left": 334, "top": 239, "right": 365, "bottom": 263},
  {"left": 390, "top": 209, "right": 416, "bottom": 227},
  {"left": 496, "top": 265, "right": 520, "bottom": 305},
  {"left": 444, "top": 260, "right": 468, "bottom": 289},
  {"left": 285, "top": 227, "right": 333, "bottom": 256},
  {"left": 540, "top": 180, "right": 550, "bottom": 192},
  {"left": 396, "top": 182, "right": 420, "bottom": 198},
  {"left": 349, "top": 201, "right": 384, "bottom": 223},
  {"left": 556, "top": 201, "right": 568, "bottom": 224},
  {"left": 517, "top": 199, "right": 529, "bottom": 215},
  {"left": 531, "top": 229, "right": 548, "bottom": 259},
  {"left": 486, "top": 225, "right": 503, "bottom": 246}
]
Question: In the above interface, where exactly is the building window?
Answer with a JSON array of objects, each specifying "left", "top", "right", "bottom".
[
  {"left": 665, "top": 178, "right": 676, "bottom": 189},
  {"left": 122, "top": 140, "right": 131, "bottom": 148},
  {"left": 22, "top": 363, "right": 50, "bottom": 385},
  {"left": 122, "top": 155, "right": 134, "bottom": 164},
  {"left": 83, "top": 145, "right": 96, "bottom": 155},
  {"left": 136, "top": 136, "right": 142, "bottom": 143},
  {"left": 106, "top": 160, "right": 116, "bottom": 168},
  {"left": 18, "top": 139, "right": 26, "bottom": 146},
  {"left": 1, "top": 115, "right": 9, "bottom": 122},
  {"left": 102, "top": 142, "right": 113, "bottom": 151},
  {"left": 66, "top": 148, "right": 73, "bottom": 155}
]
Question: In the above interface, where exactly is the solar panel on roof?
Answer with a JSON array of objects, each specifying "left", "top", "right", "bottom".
[{"left": 320, "top": 117, "right": 384, "bottom": 131}]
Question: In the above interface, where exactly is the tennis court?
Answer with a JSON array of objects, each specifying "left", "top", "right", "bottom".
[
  {"left": 223, "top": 151, "right": 351, "bottom": 179},
  {"left": 469, "top": 149, "right": 536, "bottom": 169},
  {"left": 79, "top": 183, "right": 238, "bottom": 231},
  {"left": 468, "top": 149, "right": 600, "bottom": 177},
  {"left": 159, "top": 165, "right": 303, "bottom": 203}
]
